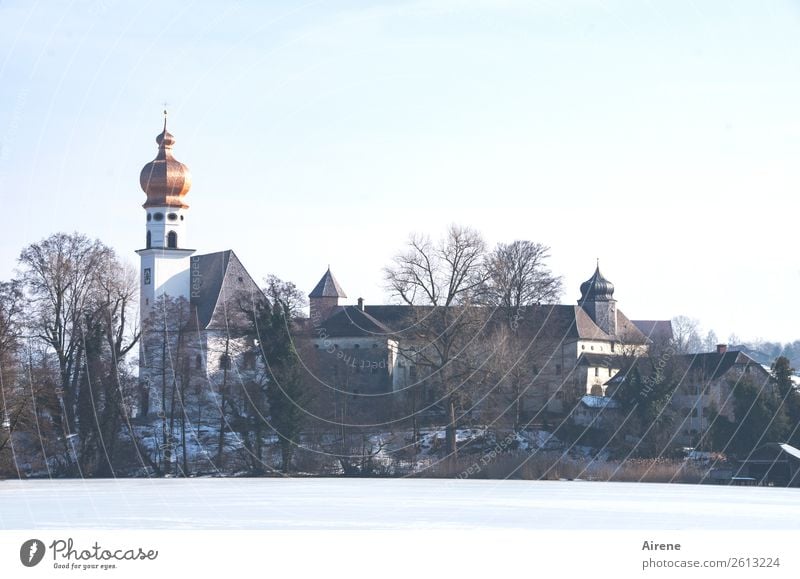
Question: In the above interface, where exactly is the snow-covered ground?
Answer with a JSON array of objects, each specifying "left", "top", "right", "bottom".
[{"left": 1, "top": 479, "right": 799, "bottom": 530}]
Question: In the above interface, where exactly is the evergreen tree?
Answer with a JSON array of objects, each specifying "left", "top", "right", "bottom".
[
  {"left": 252, "top": 300, "right": 310, "bottom": 473},
  {"left": 772, "top": 356, "right": 800, "bottom": 446}
]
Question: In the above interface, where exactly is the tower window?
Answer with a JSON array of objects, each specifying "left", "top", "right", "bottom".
[
  {"left": 153, "top": 212, "right": 164, "bottom": 221},
  {"left": 167, "top": 213, "right": 178, "bottom": 221},
  {"left": 195, "top": 354, "right": 202, "bottom": 370},
  {"left": 143, "top": 268, "right": 151, "bottom": 285},
  {"left": 180, "top": 215, "right": 184, "bottom": 221},
  {"left": 167, "top": 231, "right": 177, "bottom": 248},
  {"left": 146, "top": 231, "right": 152, "bottom": 249},
  {"left": 147, "top": 213, "right": 152, "bottom": 222}
]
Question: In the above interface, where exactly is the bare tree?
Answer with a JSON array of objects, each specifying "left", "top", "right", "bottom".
[
  {"left": 263, "top": 275, "right": 308, "bottom": 319},
  {"left": 671, "top": 315, "right": 702, "bottom": 354},
  {"left": 484, "top": 240, "right": 563, "bottom": 310},
  {"left": 384, "top": 224, "right": 490, "bottom": 459},
  {"left": 0, "top": 281, "right": 24, "bottom": 472},
  {"left": 17, "top": 233, "right": 114, "bottom": 449}
]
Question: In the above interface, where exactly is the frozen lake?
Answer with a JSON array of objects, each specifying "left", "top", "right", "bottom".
[{"left": 1, "top": 478, "right": 798, "bottom": 530}]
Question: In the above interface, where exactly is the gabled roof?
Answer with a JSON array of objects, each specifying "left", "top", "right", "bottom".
[
  {"left": 189, "top": 250, "right": 266, "bottom": 330},
  {"left": 309, "top": 268, "right": 347, "bottom": 298},
  {"left": 319, "top": 306, "right": 394, "bottom": 338}
]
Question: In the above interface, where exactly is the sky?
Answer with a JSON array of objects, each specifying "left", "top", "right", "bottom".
[{"left": 0, "top": 0, "right": 798, "bottom": 343}]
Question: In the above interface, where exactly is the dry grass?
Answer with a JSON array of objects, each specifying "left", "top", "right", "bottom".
[{"left": 424, "top": 452, "right": 708, "bottom": 484}]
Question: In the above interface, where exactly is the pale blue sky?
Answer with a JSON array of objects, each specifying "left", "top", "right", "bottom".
[{"left": 1, "top": 0, "right": 798, "bottom": 342}]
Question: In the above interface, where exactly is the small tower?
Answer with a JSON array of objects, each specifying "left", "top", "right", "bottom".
[
  {"left": 578, "top": 262, "right": 617, "bottom": 336},
  {"left": 309, "top": 267, "right": 347, "bottom": 323},
  {"left": 136, "top": 112, "right": 195, "bottom": 315}
]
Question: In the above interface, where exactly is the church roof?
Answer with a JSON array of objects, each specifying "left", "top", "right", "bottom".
[
  {"left": 309, "top": 268, "right": 347, "bottom": 298},
  {"left": 189, "top": 250, "right": 266, "bottom": 330}
]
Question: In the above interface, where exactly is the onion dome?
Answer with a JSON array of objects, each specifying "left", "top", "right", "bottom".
[
  {"left": 140, "top": 112, "right": 192, "bottom": 208},
  {"left": 579, "top": 263, "right": 615, "bottom": 301}
]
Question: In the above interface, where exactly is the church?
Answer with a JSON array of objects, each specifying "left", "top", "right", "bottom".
[{"left": 135, "top": 117, "right": 672, "bottom": 423}]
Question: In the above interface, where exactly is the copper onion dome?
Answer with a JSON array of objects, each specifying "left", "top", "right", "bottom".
[
  {"left": 579, "top": 263, "right": 615, "bottom": 301},
  {"left": 140, "top": 113, "right": 191, "bottom": 208}
]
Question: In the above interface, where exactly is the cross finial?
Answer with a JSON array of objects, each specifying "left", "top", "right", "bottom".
[{"left": 162, "top": 107, "right": 168, "bottom": 131}]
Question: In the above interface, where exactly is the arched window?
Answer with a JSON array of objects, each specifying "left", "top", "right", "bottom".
[
  {"left": 167, "top": 231, "right": 177, "bottom": 248},
  {"left": 146, "top": 231, "right": 152, "bottom": 249}
]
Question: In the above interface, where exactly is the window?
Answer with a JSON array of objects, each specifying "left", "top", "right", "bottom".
[
  {"left": 594, "top": 368, "right": 599, "bottom": 377},
  {"left": 555, "top": 364, "right": 562, "bottom": 375},
  {"left": 153, "top": 212, "right": 164, "bottom": 221},
  {"left": 354, "top": 344, "right": 360, "bottom": 349},
  {"left": 611, "top": 343, "right": 615, "bottom": 352},
  {"left": 691, "top": 408, "right": 698, "bottom": 417},
  {"left": 147, "top": 213, "right": 152, "bottom": 222},
  {"left": 143, "top": 268, "right": 151, "bottom": 285},
  {"left": 180, "top": 215, "right": 184, "bottom": 221},
  {"left": 608, "top": 368, "right": 612, "bottom": 377},
  {"left": 167, "top": 231, "right": 177, "bottom": 248},
  {"left": 167, "top": 213, "right": 178, "bottom": 221},
  {"left": 195, "top": 355, "right": 202, "bottom": 370},
  {"left": 219, "top": 353, "right": 231, "bottom": 370},
  {"left": 146, "top": 231, "right": 151, "bottom": 249}
]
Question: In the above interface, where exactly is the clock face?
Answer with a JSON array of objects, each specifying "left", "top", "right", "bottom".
[{"left": 144, "top": 268, "right": 152, "bottom": 285}]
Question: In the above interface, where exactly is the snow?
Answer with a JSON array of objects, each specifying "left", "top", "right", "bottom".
[
  {"left": 1, "top": 479, "right": 799, "bottom": 530},
  {"left": 579, "top": 395, "right": 620, "bottom": 409},
  {"left": 778, "top": 443, "right": 800, "bottom": 461}
]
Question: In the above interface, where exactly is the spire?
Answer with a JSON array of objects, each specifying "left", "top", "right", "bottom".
[{"left": 309, "top": 267, "right": 347, "bottom": 298}]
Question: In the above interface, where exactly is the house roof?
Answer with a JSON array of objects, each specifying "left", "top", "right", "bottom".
[
  {"left": 681, "top": 351, "right": 763, "bottom": 380},
  {"left": 359, "top": 303, "right": 649, "bottom": 345},
  {"left": 318, "top": 306, "right": 394, "bottom": 338},
  {"left": 309, "top": 268, "right": 347, "bottom": 298}
]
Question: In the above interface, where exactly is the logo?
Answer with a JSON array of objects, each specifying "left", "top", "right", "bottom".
[{"left": 20, "top": 539, "right": 45, "bottom": 567}]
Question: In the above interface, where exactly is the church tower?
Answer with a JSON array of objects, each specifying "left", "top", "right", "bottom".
[
  {"left": 136, "top": 113, "right": 195, "bottom": 317},
  {"left": 578, "top": 263, "right": 617, "bottom": 336}
]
